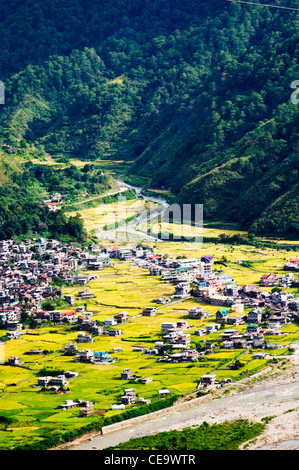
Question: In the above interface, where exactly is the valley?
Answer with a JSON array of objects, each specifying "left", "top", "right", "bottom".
[
  {"left": 0, "top": 0, "right": 298, "bottom": 453},
  {"left": 0, "top": 181, "right": 298, "bottom": 449}
]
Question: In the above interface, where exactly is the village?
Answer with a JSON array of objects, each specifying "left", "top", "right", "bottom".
[
  {"left": 0, "top": 235, "right": 298, "bottom": 432},
  {"left": 1, "top": 239, "right": 298, "bottom": 343},
  {"left": 0, "top": 239, "right": 299, "bottom": 399},
  {"left": 0, "top": 233, "right": 298, "bottom": 451}
]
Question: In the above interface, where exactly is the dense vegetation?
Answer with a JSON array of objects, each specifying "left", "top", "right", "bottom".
[
  {"left": 108, "top": 419, "right": 266, "bottom": 450},
  {"left": 0, "top": 184, "right": 85, "bottom": 242},
  {"left": 18, "top": 161, "right": 112, "bottom": 200},
  {"left": 0, "top": 0, "right": 298, "bottom": 237},
  {"left": 0, "top": 154, "right": 112, "bottom": 241}
]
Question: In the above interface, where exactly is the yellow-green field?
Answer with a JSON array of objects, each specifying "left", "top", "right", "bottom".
[
  {"left": 67, "top": 194, "right": 250, "bottom": 242},
  {"left": 1, "top": 244, "right": 298, "bottom": 449},
  {"left": 67, "top": 198, "right": 158, "bottom": 234},
  {"left": 0, "top": 157, "right": 298, "bottom": 449}
]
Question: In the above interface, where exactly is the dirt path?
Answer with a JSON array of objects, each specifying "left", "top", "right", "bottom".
[{"left": 65, "top": 185, "right": 128, "bottom": 208}]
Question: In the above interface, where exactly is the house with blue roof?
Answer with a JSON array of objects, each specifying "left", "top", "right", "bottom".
[
  {"left": 93, "top": 351, "right": 112, "bottom": 364},
  {"left": 216, "top": 308, "right": 230, "bottom": 322}
]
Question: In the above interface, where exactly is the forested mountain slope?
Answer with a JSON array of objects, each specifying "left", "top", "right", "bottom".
[
  {"left": 0, "top": 0, "right": 298, "bottom": 237},
  {"left": 0, "top": 152, "right": 114, "bottom": 241}
]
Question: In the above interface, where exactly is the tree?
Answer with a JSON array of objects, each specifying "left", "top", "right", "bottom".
[{"left": 232, "top": 360, "right": 244, "bottom": 370}]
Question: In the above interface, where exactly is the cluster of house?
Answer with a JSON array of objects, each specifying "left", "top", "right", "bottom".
[
  {"left": 109, "top": 368, "right": 160, "bottom": 409},
  {"left": 103, "top": 247, "right": 216, "bottom": 304},
  {"left": 214, "top": 305, "right": 294, "bottom": 350},
  {"left": 260, "top": 272, "right": 296, "bottom": 288},
  {"left": 63, "top": 342, "right": 115, "bottom": 364},
  {"left": 284, "top": 258, "right": 299, "bottom": 272},
  {"left": 0, "top": 238, "right": 113, "bottom": 339},
  {"left": 71, "top": 311, "right": 127, "bottom": 344},
  {"left": 129, "top": 248, "right": 299, "bottom": 316},
  {"left": 97, "top": 245, "right": 299, "bottom": 362},
  {"left": 196, "top": 271, "right": 298, "bottom": 309},
  {"left": 59, "top": 399, "right": 95, "bottom": 415},
  {"left": 1, "top": 240, "right": 299, "bottom": 409},
  {"left": 140, "top": 298, "right": 296, "bottom": 360},
  {"left": 198, "top": 373, "right": 233, "bottom": 390},
  {"left": 41, "top": 192, "right": 65, "bottom": 212},
  {"left": 66, "top": 245, "right": 298, "bottom": 363},
  {"left": 141, "top": 317, "right": 200, "bottom": 363},
  {"left": 140, "top": 297, "right": 296, "bottom": 360},
  {"left": 37, "top": 371, "right": 79, "bottom": 392},
  {"left": 103, "top": 246, "right": 298, "bottom": 309},
  {"left": 118, "top": 247, "right": 299, "bottom": 312},
  {"left": 110, "top": 388, "right": 151, "bottom": 410}
]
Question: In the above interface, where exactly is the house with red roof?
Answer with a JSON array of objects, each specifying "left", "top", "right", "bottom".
[{"left": 261, "top": 274, "right": 279, "bottom": 287}]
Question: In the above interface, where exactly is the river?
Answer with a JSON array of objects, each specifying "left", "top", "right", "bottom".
[
  {"left": 95, "top": 179, "right": 169, "bottom": 242},
  {"left": 65, "top": 380, "right": 299, "bottom": 450}
]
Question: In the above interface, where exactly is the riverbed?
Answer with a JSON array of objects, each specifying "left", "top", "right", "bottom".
[
  {"left": 95, "top": 179, "right": 169, "bottom": 241},
  {"left": 63, "top": 376, "right": 299, "bottom": 451}
]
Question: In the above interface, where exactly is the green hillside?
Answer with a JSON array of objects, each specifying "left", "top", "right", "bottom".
[
  {"left": 0, "top": 152, "right": 113, "bottom": 241},
  {"left": 0, "top": 0, "right": 298, "bottom": 237}
]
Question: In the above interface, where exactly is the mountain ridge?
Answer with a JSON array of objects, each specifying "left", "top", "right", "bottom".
[{"left": 0, "top": 0, "right": 298, "bottom": 238}]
